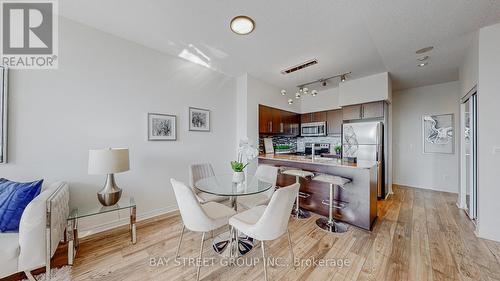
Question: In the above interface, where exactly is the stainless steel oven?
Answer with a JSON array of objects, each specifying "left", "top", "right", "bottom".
[{"left": 300, "top": 122, "right": 326, "bottom": 136}]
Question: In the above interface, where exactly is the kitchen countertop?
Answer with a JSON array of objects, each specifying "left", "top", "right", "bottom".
[{"left": 258, "top": 154, "right": 377, "bottom": 169}]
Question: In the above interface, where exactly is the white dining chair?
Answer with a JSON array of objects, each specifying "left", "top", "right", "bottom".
[
  {"left": 238, "top": 165, "right": 278, "bottom": 209},
  {"left": 170, "top": 178, "right": 236, "bottom": 281},
  {"left": 189, "top": 163, "right": 229, "bottom": 203},
  {"left": 229, "top": 183, "right": 299, "bottom": 281}
]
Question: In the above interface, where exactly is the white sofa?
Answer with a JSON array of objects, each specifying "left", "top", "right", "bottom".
[{"left": 0, "top": 181, "right": 70, "bottom": 280}]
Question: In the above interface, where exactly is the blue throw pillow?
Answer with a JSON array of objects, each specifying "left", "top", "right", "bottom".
[{"left": 0, "top": 178, "right": 43, "bottom": 232}]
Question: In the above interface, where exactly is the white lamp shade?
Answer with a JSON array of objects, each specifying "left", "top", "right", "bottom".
[{"left": 88, "top": 148, "right": 130, "bottom": 175}]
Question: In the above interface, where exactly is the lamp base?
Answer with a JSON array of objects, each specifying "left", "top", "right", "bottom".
[{"left": 98, "top": 174, "right": 122, "bottom": 206}]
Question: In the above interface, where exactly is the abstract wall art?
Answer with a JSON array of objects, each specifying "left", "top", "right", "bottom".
[{"left": 422, "top": 113, "right": 454, "bottom": 154}]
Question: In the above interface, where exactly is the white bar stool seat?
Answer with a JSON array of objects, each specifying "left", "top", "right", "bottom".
[
  {"left": 281, "top": 169, "right": 314, "bottom": 219},
  {"left": 313, "top": 174, "right": 351, "bottom": 233}
]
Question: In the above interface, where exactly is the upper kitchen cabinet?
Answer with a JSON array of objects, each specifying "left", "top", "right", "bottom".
[
  {"left": 326, "top": 109, "right": 342, "bottom": 135},
  {"left": 259, "top": 104, "right": 299, "bottom": 136},
  {"left": 341, "top": 104, "right": 362, "bottom": 121},
  {"left": 312, "top": 111, "right": 327, "bottom": 122},
  {"left": 259, "top": 105, "right": 273, "bottom": 134},
  {"left": 301, "top": 111, "right": 327, "bottom": 123},
  {"left": 339, "top": 72, "right": 391, "bottom": 106},
  {"left": 342, "top": 101, "right": 385, "bottom": 120},
  {"left": 362, "top": 101, "right": 384, "bottom": 119}
]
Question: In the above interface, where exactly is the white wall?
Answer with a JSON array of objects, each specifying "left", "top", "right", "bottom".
[
  {"left": 0, "top": 18, "right": 237, "bottom": 234},
  {"left": 459, "top": 31, "right": 479, "bottom": 98},
  {"left": 392, "top": 81, "right": 460, "bottom": 193},
  {"left": 299, "top": 87, "right": 340, "bottom": 113},
  {"left": 339, "top": 72, "right": 391, "bottom": 106},
  {"left": 477, "top": 23, "right": 500, "bottom": 242}
]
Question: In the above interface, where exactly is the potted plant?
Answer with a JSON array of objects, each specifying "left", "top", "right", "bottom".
[
  {"left": 334, "top": 144, "right": 342, "bottom": 156},
  {"left": 231, "top": 161, "right": 249, "bottom": 183},
  {"left": 231, "top": 138, "right": 259, "bottom": 183}
]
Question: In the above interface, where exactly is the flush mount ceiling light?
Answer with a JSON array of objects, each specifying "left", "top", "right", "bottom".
[
  {"left": 230, "top": 16, "right": 255, "bottom": 35},
  {"left": 416, "top": 46, "right": 434, "bottom": 54}
]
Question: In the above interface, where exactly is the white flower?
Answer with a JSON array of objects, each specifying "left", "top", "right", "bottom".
[{"left": 237, "top": 138, "right": 259, "bottom": 161}]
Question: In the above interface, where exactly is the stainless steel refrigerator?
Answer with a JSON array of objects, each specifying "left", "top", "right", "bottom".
[{"left": 342, "top": 122, "right": 384, "bottom": 197}]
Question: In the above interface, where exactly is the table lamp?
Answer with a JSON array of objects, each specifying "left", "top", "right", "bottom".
[{"left": 88, "top": 148, "right": 130, "bottom": 206}]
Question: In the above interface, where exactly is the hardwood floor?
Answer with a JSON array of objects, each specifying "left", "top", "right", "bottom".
[{"left": 4, "top": 185, "right": 500, "bottom": 281}]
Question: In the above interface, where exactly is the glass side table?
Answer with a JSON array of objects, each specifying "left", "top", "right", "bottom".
[{"left": 66, "top": 197, "right": 136, "bottom": 265}]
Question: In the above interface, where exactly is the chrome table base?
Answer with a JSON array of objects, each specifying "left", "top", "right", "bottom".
[
  {"left": 212, "top": 231, "right": 254, "bottom": 257},
  {"left": 291, "top": 207, "right": 311, "bottom": 219},
  {"left": 315, "top": 217, "right": 348, "bottom": 233}
]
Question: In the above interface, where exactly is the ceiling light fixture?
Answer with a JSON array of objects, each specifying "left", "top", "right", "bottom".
[
  {"left": 230, "top": 16, "right": 255, "bottom": 35},
  {"left": 416, "top": 46, "right": 434, "bottom": 54},
  {"left": 280, "top": 72, "right": 351, "bottom": 104},
  {"left": 417, "top": 56, "right": 430, "bottom": 62},
  {"left": 418, "top": 62, "right": 428, "bottom": 67}
]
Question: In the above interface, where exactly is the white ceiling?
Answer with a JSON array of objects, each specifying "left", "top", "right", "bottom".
[{"left": 60, "top": 0, "right": 500, "bottom": 91}]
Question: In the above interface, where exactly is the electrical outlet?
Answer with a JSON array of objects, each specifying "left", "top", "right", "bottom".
[{"left": 492, "top": 146, "right": 500, "bottom": 155}]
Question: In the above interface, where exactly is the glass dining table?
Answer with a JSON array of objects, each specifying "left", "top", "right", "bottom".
[{"left": 195, "top": 174, "right": 272, "bottom": 257}]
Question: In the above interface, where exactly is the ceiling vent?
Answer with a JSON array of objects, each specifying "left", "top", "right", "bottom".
[{"left": 281, "top": 59, "right": 318, "bottom": 74}]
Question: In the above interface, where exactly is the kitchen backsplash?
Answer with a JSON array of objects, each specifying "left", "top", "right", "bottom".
[
  {"left": 259, "top": 136, "right": 297, "bottom": 153},
  {"left": 297, "top": 136, "right": 341, "bottom": 152},
  {"left": 259, "top": 135, "right": 341, "bottom": 154}
]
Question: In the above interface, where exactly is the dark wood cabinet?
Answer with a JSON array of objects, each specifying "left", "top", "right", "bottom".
[
  {"left": 326, "top": 109, "right": 342, "bottom": 135},
  {"left": 300, "top": 113, "right": 312, "bottom": 123},
  {"left": 362, "top": 101, "right": 384, "bottom": 119},
  {"left": 259, "top": 105, "right": 273, "bottom": 133},
  {"left": 259, "top": 105, "right": 299, "bottom": 136},
  {"left": 342, "top": 101, "right": 385, "bottom": 121},
  {"left": 312, "top": 111, "right": 327, "bottom": 122},
  {"left": 301, "top": 111, "right": 327, "bottom": 123},
  {"left": 342, "top": 104, "right": 362, "bottom": 121}
]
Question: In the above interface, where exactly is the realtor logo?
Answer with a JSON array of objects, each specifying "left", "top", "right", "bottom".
[{"left": 0, "top": 0, "right": 58, "bottom": 69}]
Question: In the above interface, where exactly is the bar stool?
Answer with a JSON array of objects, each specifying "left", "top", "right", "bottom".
[
  {"left": 313, "top": 174, "right": 351, "bottom": 233},
  {"left": 281, "top": 169, "right": 314, "bottom": 219}
]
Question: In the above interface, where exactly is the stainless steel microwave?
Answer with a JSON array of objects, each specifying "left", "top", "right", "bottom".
[{"left": 300, "top": 122, "right": 327, "bottom": 136}]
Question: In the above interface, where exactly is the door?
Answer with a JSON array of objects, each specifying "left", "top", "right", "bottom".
[
  {"left": 327, "top": 109, "right": 342, "bottom": 135},
  {"left": 462, "top": 92, "right": 477, "bottom": 221},
  {"left": 362, "top": 102, "right": 384, "bottom": 119},
  {"left": 342, "top": 104, "right": 362, "bottom": 120}
]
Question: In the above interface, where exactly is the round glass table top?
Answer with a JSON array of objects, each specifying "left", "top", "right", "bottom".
[{"left": 195, "top": 174, "right": 272, "bottom": 196}]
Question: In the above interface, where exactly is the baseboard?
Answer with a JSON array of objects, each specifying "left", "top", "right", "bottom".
[
  {"left": 78, "top": 204, "right": 178, "bottom": 238},
  {"left": 393, "top": 182, "right": 458, "bottom": 194}
]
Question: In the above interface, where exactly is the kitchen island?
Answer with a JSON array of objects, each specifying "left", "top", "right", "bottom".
[{"left": 259, "top": 154, "right": 378, "bottom": 230}]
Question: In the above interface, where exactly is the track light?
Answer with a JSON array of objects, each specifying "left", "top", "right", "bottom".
[
  {"left": 295, "top": 92, "right": 301, "bottom": 99},
  {"left": 322, "top": 80, "right": 327, "bottom": 87},
  {"left": 311, "top": 90, "right": 318, "bottom": 97},
  {"left": 288, "top": 98, "right": 294, "bottom": 104},
  {"left": 341, "top": 74, "right": 346, "bottom": 82},
  {"left": 281, "top": 89, "right": 287, "bottom": 96}
]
